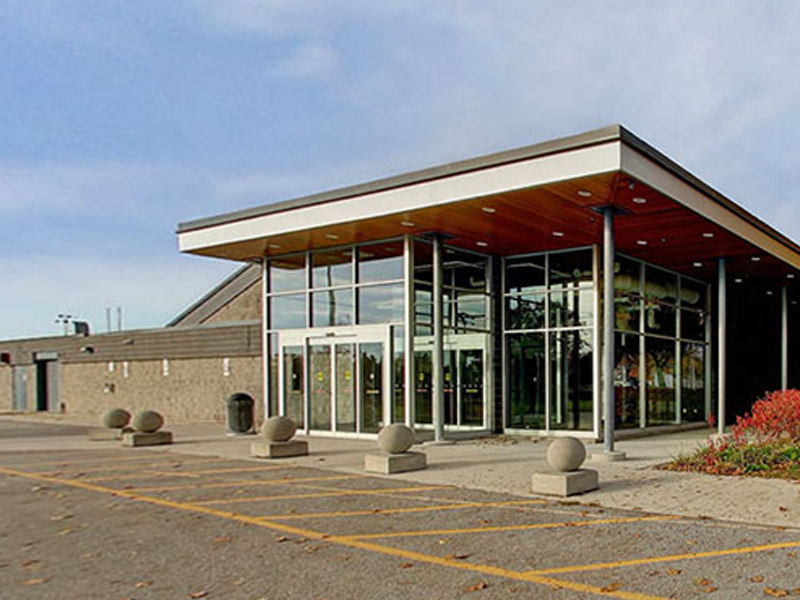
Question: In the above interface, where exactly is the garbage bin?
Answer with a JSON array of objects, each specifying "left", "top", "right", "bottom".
[{"left": 226, "top": 392, "right": 255, "bottom": 434}]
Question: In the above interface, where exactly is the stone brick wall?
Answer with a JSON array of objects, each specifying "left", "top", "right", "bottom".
[
  {"left": 0, "top": 365, "right": 11, "bottom": 411},
  {"left": 203, "top": 283, "right": 262, "bottom": 325},
  {"left": 60, "top": 356, "right": 264, "bottom": 425}
]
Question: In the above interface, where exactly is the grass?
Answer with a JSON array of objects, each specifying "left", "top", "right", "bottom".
[{"left": 663, "top": 440, "right": 800, "bottom": 481}]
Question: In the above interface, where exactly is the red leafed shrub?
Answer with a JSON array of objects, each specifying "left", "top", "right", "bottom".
[{"left": 732, "top": 389, "right": 800, "bottom": 443}]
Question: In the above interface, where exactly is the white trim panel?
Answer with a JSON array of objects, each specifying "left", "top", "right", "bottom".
[{"left": 180, "top": 142, "right": 622, "bottom": 252}]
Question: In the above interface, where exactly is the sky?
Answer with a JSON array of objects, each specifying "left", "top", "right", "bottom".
[{"left": 2, "top": 1, "right": 800, "bottom": 339}]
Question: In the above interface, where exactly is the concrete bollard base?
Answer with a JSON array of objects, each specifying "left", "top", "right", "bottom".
[
  {"left": 122, "top": 431, "right": 173, "bottom": 447},
  {"left": 365, "top": 451, "right": 426, "bottom": 474},
  {"left": 251, "top": 440, "right": 308, "bottom": 459},
  {"left": 88, "top": 426, "right": 133, "bottom": 441},
  {"left": 531, "top": 469, "right": 599, "bottom": 497}
]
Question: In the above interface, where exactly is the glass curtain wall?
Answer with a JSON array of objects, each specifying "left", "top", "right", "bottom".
[
  {"left": 613, "top": 255, "right": 709, "bottom": 427},
  {"left": 504, "top": 248, "right": 596, "bottom": 432},
  {"left": 264, "top": 239, "right": 406, "bottom": 433},
  {"left": 412, "top": 240, "right": 492, "bottom": 429}
]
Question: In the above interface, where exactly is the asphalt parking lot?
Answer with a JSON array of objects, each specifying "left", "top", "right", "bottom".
[{"left": 1, "top": 422, "right": 799, "bottom": 600}]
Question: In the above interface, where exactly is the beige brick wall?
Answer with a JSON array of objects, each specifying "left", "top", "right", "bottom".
[
  {"left": 61, "top": 356, "right": 264, "bottom": 425},
  {"left": 0, "top": 365, "right": 11, "bottom": 411},
  {"left": 203, "top": 284, "right": 262, "bottom": 324}
]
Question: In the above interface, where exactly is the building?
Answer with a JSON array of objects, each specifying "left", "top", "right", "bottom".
[
  {"left": 177, "top": 125, "right": 800, "bottom": 442},
  {"left": 0, "top": 265, "right": 264, "bottom": 424}
]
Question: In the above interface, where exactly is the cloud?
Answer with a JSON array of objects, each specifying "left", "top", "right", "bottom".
[{"left": 272, "top": 43, "right": 339, "bottom": 79}]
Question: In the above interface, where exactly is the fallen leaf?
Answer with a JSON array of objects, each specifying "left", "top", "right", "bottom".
[
  {"left": 438, "top": 538, "right": 450, "bottom": 545},
  {"left": 189, "top": 592, "right": 208, "bottom": 599},
  {"left": 275, "top": 536, "right": 288, "bottom": 543},
  {"left": 444, "top": 553, "right": 471, "bottom": 560},
  {"left": 667, "top": 569, "right": 682, "bottom": 576},
  {"left": 765, "top": 588, "right": 789, "bottom": 598},
  {"left": 703, "top": 587, "right": 718, "bottom": 594},
  {"left": 789, "top": 551, "right": 797, "bottom": 557},
  {"left": 601, "top": 583, "right": 623, "bottom": 592},
  {"left": 695, "top": 578, "right": 714, "bottom": 587},
  {"left": 80, "top": 552, "right": 99, "bottom": 559},
  {"left": 232, "top": 577, "right": 245, "bottom": 586},
  {"left": 779, "top": 507, "right": 788, "bottom": 512},
  {"left": 399, "top": 563, "right": 414, "bottom": 569},
  {"left": 49, "top": 514, "right": 72, "bottom": 521},
  {"left": 751, "top": 576, "right": 765, "bottom": 583},
  {"left": 58, "top": 528, "right": 72, "bottom": 535},
  {"left": 467, "top": 581, "right": 489, "bottom": 592},
  {"left": 21, "top": 559, "right": 40, "bottom": 569},
  {"left": 23, "top": 578, "right": 48, "bottom": 586},
  {"left": 212, "top": 536, "right": 233, "bottom": 544},
  {"left": 136, "top": 581, "right": 153, "bottom": 588}
]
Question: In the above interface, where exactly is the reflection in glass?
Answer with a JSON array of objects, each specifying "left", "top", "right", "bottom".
[
  {"left": 270, "top": 294, "right": 306, "bottom": 329},
  {"left": 443, "top": 350, "right": 458, "bottom": 425},
  {"left": 392, "top": 327, "right": 405, "bottom": 423},
  {"left": 460, "top": 349, "right": 484, "bottom": 426},
  {"left": 414, "top": 240, "right": 433, "bottom": 283},
  {"left": 549, "top": 249, "right": 593, "bottom": 288},
  {"left": 284, "top": 346, "right": 304, "bottom": 429},
  {"left": 615, "top": 294, "right": 641, "bottom": 332},
  {"left": 359, "top": 241, "right": 403, "bottom": 283},
  {"left": 270, "top": 255, "right": 306, "bottom": 293},
  {"left": 309, "top": 345, "right": 331, "bottom": 430},
  {"left": 614, "top": 333, "right": 639, "bottom": 428},
  {"left": 507, "top": 334, "right": 545, "bottom": 429},
  {"left": 646, "top": 337, "right": 676, "bottom": 425},
  {"left": 682, "top": 342, "right": 705, "bottom": 422},
  {"left": 615, "top": 257, "right": 641, "bottom": 332},
  {"left": 360, "top": 342, "right": 384, "bottom": 433},
  {"left": 680, "top": 278, "right": 705, "bottom": 308},
  {"left": 644, "top": 301, "right": 676, "bottom": 337},
  {"left": 268, "top": 333, "right": 279, "bottom": 417},
  {"left": 549, "top": 330, "right": 593, "bottom": 430},
  {"left": 414, "top": 351, "right": 432, "bottom": 424},
  {"left": 681, "top": 309, "right": 705, "bottom": 341},
  {"left": 505, "top": 256, "right": 546, "bottom": 293},
  {"left": 506, "top": 294, "right": 546, "bottom": 330},
  {"left": 455, "top": 294, "right": 487, "bottom": 330},
  {"left": 312, "top": 248, "right": 352, "bottom": 288},
  {"left": 312, "top": 289, "right": 354, "bottom": 327},
  {"left": 644, "top": 266, "right": 678, "bottom": 304},
  {"left": 335, "top": 344, "right": 356, "bottom": 432},
  {"left": 444, "top": 249, "right": 487, "bottom": 291},
  {"left": 549, "top": 289, "right": 593, "bottom": 328},
  {"left": 358, "top": 284, "right": 404, "bottom": 324}
]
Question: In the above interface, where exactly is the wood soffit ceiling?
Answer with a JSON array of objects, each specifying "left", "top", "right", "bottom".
[{"left": 192, "top": 171, "right": 799, "bottom": 286}]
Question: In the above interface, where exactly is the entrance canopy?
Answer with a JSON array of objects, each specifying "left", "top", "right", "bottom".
[{"left": 178, "top": 125, "right": 800, "bottom": 282}]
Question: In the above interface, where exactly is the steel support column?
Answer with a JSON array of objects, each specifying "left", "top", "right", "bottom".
[
  {"left": 432, "top": 235, "right": 445, "bottom": 442},
  {"left": 602, "top": 208, "right": 616, "bottom": 453},
  {"left": 782, "top": 285, "right": 788, "bottom": 391},
  {"left": 717, "top": 258, "right": 727, "bottom": 435},
  {"left": 403, "top": 235, "right": 415, "bottom": 427}
]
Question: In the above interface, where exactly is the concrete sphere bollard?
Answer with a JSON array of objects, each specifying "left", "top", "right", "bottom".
[
  {"left": 102, "top": 408, "right": 131, "bottom": 429},
  {"left": 262, "top": 416, "right": 297, "bottom": 442},
  {"left": 546, "top": 437, "right": 586, "bottom": 472},
  {"left": 377, "top": 424, "right": 415, "bottom": 454},
  {"left": 133, "top": 410, "right": 164, "bottom": 434}
]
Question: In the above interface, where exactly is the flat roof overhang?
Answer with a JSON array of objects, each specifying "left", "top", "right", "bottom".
[{"left": 177, "top": 125, "right": 800, "bottom": 281}]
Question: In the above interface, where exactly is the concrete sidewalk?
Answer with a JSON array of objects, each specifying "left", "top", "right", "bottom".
[{"left": 1, "top": 413, "right": 798, "bottom": 528}]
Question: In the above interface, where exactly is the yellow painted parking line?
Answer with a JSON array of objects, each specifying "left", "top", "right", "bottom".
[
  {"left": 83, "top": 464, "right": 293, "bottom": 482},
  {"left": 524, "top": 539, "right": 800, "bottom": 576},
  {"left": 343, "top": 515, "right": 679, "bottom": 541},
  {"left": 0, "top": 465, "right": 675, "bottom": 600},
  {"left": 260, "top": 499, "right": 547, "bottom": 521},
  {"left": 128, "top": 473, "right": 363, "bottom": 493},
  {"left": 33, "top": 456, "right": 231, "bottom": 475},
  {"left": 5, "top": 452, "right": 175, "bottom": 468},
  {"left": 195, "top": 485, "right": 451, "bottom": 506}
]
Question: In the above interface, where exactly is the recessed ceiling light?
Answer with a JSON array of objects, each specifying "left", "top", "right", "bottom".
[
  {"left": 552, "top": 231, "right": 565, "bottom": 237},
  {"left": 660, "top": 237, "right": 667, "bottom": 244},
  {"left": 751, "top": 256, "right": 761, "bottom": 262},
  {"left": 577, "top": 190, "right": 592, "bottom": 198},
  {"left": 476, "top": 241, "right": 489, "bottom": 247},
  {"left": 632, "top": 197, "right": 647, "bottom": 205},
  {"left": 767, "top": 290, "right": 774, "bottom": 296},
  {"left": 636, "top": 240, "right": 648, "bottom": 246},
  {"left": 702, "top": 232, "right": 714, "bottom": 238},
  {"left": 325, "top": 233, "right": 340, "bottom": 240},
  {"left": 734, "top": 278, "right": 743, "bottom": 284},
  {"left": 481, "top": 207, "right": 496, "bottom": 214},
  {"left": 268, "top": 243, "right": 281, "bottom": 249},
  {"left": 400, "top": 221, "right": 415, "bottom": 227},
  {"left": 693, "top": 262, "right": 703, "bottom": 268},
  {"left": 793, "top": 300, "right": 798, "bottom": 306},
  {"left": 788, "top": 274, "right": 796, "bottom": 279}
]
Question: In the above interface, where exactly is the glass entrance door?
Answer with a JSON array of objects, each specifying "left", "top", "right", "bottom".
[
  {"left": 279, "top": 326, "right": 388, "bottom": 436},
  {"left": 414, "top": 334, "right": 489, "bottom": 430}
]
